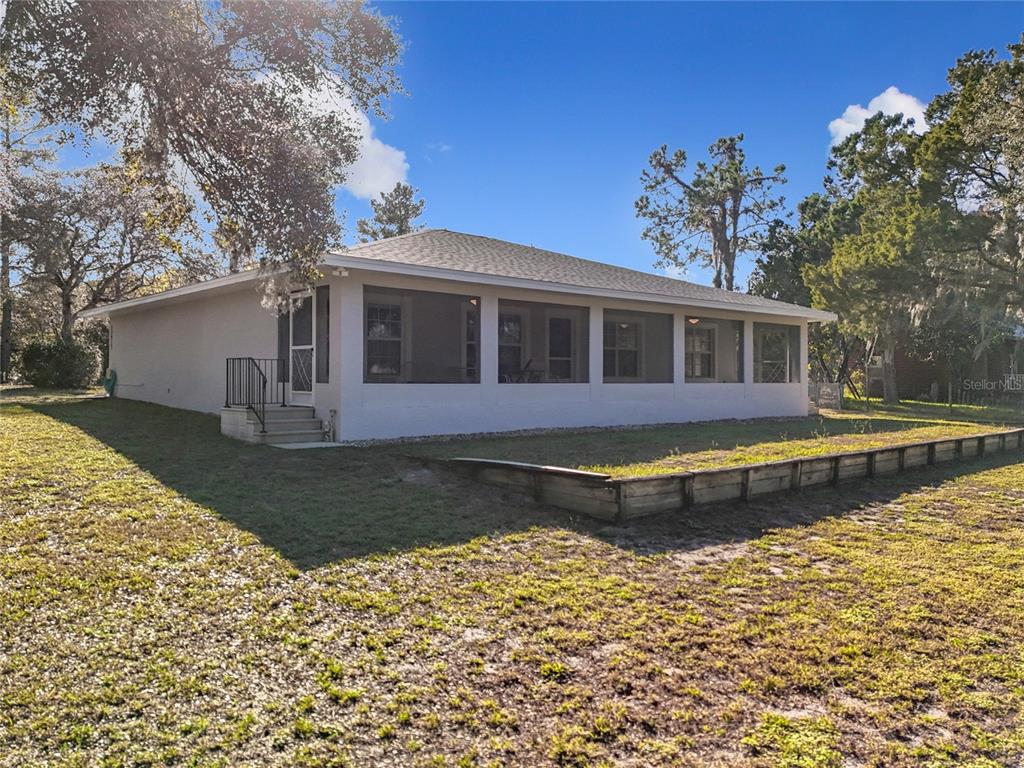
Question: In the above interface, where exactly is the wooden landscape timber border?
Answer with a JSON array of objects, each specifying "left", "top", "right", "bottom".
[{"left": 436, "top": 428, "right": 1024, "bottom": 523}]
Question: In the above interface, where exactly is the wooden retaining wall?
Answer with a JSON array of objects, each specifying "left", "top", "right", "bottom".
[{"left": 440, "top": 428, "right": 1024, "bottom": 522}]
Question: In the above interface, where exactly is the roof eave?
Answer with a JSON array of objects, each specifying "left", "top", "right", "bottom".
[
  {"left": 79, "top": 253, "right": 838, "bottom": 323},
  {"left": 78, "top": 269, "right": 264, "bottom": 319}
]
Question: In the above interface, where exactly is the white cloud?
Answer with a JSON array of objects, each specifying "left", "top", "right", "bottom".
[
  {"left": 342, "top": 109, "right": 409, "bottom": 199},
  {"left": 828, "top": 86, "right": 928, "bottom": 145},
  {"left": 284, "top": 79, "right": 408, "bottom": 199},
  {"left": 659, "top": 263, "right": 689, "bottom": 280}
]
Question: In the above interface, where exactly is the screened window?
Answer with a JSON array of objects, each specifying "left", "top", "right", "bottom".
[
  {"left": 547, "top": 317, "right": 574, "bottom": 380},
  {"left": 685, "top": 326, "right": 715, "bottom": 379},
  {"left": 754, "top": 323, "right": 801, "bottom": 383},
  {"left": 366, "top": 302, "right": 402, "bottom": 378},
  {"left": 497, "top": 300, "right": 589, "bottom": 383},
  {"left": 498, "top": 313, "right": 524, "bottom": 381},
  {"left": 364, "top": 286, "right": 481, "bottom": 383},
  {"left": 291, "top": 294, "right": 313, "bottom": 347},
  {"left": 684, "top": 317, "right": 743, "bottom": 383},
  {"left": 464, "top": 308, "right": 479, "bottom": 382},
  {"left": 603, "top": 320, "right": 641, "bottom": 378}
]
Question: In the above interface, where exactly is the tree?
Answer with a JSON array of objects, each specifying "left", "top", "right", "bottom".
[
  {"left": 356, "top": 182, "right": 425, "bottom": 242},
  {"left": 10, "top": 159, "right": 201, "bottom": 341},
  {"left": 908, "top": 295, "right": 986, "bottom": 406},
  {"left": 916, "top": 36, "right": 1023, "bottom": 349},
  {"left": 801, "top": 111, "right": 934, "bottom": 405},
  {"left": 1, "top": 78, "right": 54, "bottom": 382},
  {"left": 750, "top": 194, "right": 862, "bottom": 391},
  {"left": 2, "top": 0, "right": 402, "bottom": 302},
  {"left": 804, "top": 185, "right": 936, "bottom": 404},
  {"left": 635, "top": 135, "right": 786, "bottom": 291}
]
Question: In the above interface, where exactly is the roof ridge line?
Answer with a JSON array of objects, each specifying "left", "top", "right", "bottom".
[
  {"left": 340, "top": 228, "right": 442, "bottom": 253},
  {"left": 431, "top": 228, "right": 721, "bottom": 293}
]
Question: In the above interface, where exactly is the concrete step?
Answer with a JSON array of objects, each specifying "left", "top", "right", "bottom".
[
  {"left": 222, "top": 405, "right": 324, "bottom": 445},
  {"left": 259, "top": 429, "right": 326, "bottom": 445},
  {"left": 259, "top": 418, "right": 322, "bottom": 432},
  {"left": 246, "top": 406, "right": 315, "bottom": 422}
]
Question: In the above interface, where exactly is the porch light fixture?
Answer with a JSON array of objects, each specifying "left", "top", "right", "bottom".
[
  {"left": 469, "top": 297, "right": 479, "bottom": 306},
  {"left": 687, "top": 318, "right": 701, "bottom": 325}
]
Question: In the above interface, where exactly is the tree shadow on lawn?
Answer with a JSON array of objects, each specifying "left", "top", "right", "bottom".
[{"left": 26, "top": 397, "right": 1024, "bottom": 571}]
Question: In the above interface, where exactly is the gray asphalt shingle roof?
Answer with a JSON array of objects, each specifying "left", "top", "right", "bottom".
[{"left": 339, "top": 229, "right": 829, "bottom": 318}]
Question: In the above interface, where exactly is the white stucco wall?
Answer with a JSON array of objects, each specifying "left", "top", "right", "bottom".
[
  {"left": 109, "top": 284, "right": 278, "bottom": 413},
  {"left": 335, "top": 269, "right": 811, "bottom": 441},
  {"left": 105, "top": 267, "right": 811, "bottom": 438}
]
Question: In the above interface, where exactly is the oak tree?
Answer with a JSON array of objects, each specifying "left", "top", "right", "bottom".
[
  {"left": 10, "top": 159, "right": 201, "bottom": 340},
  {"left": 2, "top": 0, "right": 402, "bottom": 302}
]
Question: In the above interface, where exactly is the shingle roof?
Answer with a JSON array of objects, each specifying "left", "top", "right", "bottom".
[
  {"left": 338, "top": 229, "right": 833, "bottom": 319},
  {"left": 82, "top": 228, "right": 836, "bottom": 320}
]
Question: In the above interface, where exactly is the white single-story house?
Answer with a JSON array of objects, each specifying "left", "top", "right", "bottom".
[{"left": 81, "top": 229, "right": 836, "bottom": 443}]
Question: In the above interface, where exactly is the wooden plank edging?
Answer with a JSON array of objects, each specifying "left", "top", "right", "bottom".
[{"left": 436, "top": 427, "right": 1024, "bottom": 522}]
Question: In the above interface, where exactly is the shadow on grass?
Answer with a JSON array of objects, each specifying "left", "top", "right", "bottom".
[
  {"left": 604, "top": 452, "right": 1024, "bottom": 558},
  {"left": 22, "top": 397, "right": 1024, "bottom": 570}
]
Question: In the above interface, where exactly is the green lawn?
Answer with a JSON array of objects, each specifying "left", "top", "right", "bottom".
[
  {"left": 3, "top": 391, "right": 1024, "bottom": 767},
  {"left": 410, "top": 401, "right": 1018, "bottom": 477},
  {"left": 842, "top": 396, "right": 1024, "bottom": 424}
]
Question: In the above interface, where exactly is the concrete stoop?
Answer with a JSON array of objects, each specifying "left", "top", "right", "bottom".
[{"left": 220, "top": 406, "right": 325, "bottom": 445}]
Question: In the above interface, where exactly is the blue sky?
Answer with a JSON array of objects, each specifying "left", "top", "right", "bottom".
[
  {"left": 58, "top": 2, "right": 1021, "bottom": 289},
  {"left": 345, "top": 1, "right": 1021, "bottom": 287}
]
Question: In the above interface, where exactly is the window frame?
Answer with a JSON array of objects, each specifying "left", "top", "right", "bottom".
[
  {"left": 753, "top": 322, "right": 800, "bottom": 384},
  {"left": 545, "top": 310, "right": 576, "bottom": 382},
  {"left": 498, "top": 310, "right": 526, "bottom": 383},
  {"left": 602, "top": 318, "right": 644, "bottom": 381},
  {"left": 461, "top": 301, "right": 481, "bottom": 383},
  {"left": 685, "top": 324, "right": 717, "bottom": 381},
  {"left": 364, "top": 298, "right": 406, "bottom": 382}
]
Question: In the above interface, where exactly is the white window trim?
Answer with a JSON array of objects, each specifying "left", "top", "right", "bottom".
[
  {"left": 603, "top": 316, "right": 645, "bottom": 382},
  {"left": 364, "top": 291, "right": 412, "bottom": 382},
  {"left": 498, "top": 305, "right": 531, "bottom": 383},
  {"left": 460, "top": 300, "right": 481, "bottom": 383},
  {"left": 685, "top": 323, "right": 717, "bottom": 382},
  {"left": 544, "top": 308, "right": 578, "bottom": 383}
]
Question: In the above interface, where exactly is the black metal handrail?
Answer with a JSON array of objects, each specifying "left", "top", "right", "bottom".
[{"left": 225, "top": 357, "right": 286, "bottom": 433}]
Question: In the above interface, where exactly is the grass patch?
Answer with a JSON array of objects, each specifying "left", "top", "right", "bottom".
[
  {"left": 742, "top": 712, "right": 842, "bottom": 768},
  {"left": 2, "top": 391, "right": 1024, "bottom": 765},
  {"left": 410, "top": 400, "right": 1016, "bottom": 477}
]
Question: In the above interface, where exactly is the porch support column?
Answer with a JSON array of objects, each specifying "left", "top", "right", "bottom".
[
  {"left": 800, "top": 320, "right": 809, "bottom": 384},
  {"left": 673, "top": 310, "right": 686, "bottom": 387},
  {"left": 588, "top": 304, "right": 603, "bottom": 387},
  {"left": 743, "top": 318, "right": 755, "bottom": 395},
  {"left": 480, "top": 291, "right": 499, "bottom": 387},
  {"left": 337, "top": 276, "right": 364, "bottom": 434}
]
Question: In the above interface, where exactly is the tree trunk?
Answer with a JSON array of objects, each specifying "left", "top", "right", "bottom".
[
  {"left": 1, "top": 113, "right": 12, "bottom": 383},
  {"left": 60, "top": 291, "right": 75, "bottom": 343},
  {"left": 711, "top": 213, "right": 729, "bottom": 290},
  {"left": 1, "top": 212, "right": 11, "bottom": 384},
  {"left": 881, "top": 344, "right": 899, "bottom": 405},
  {"left": 725, "top": 190, "right": 740, "bottom": 292}
]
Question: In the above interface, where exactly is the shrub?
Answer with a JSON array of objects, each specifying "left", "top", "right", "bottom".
[{"left": 19, "top": 337, "right": 100, "bottom": 389}]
